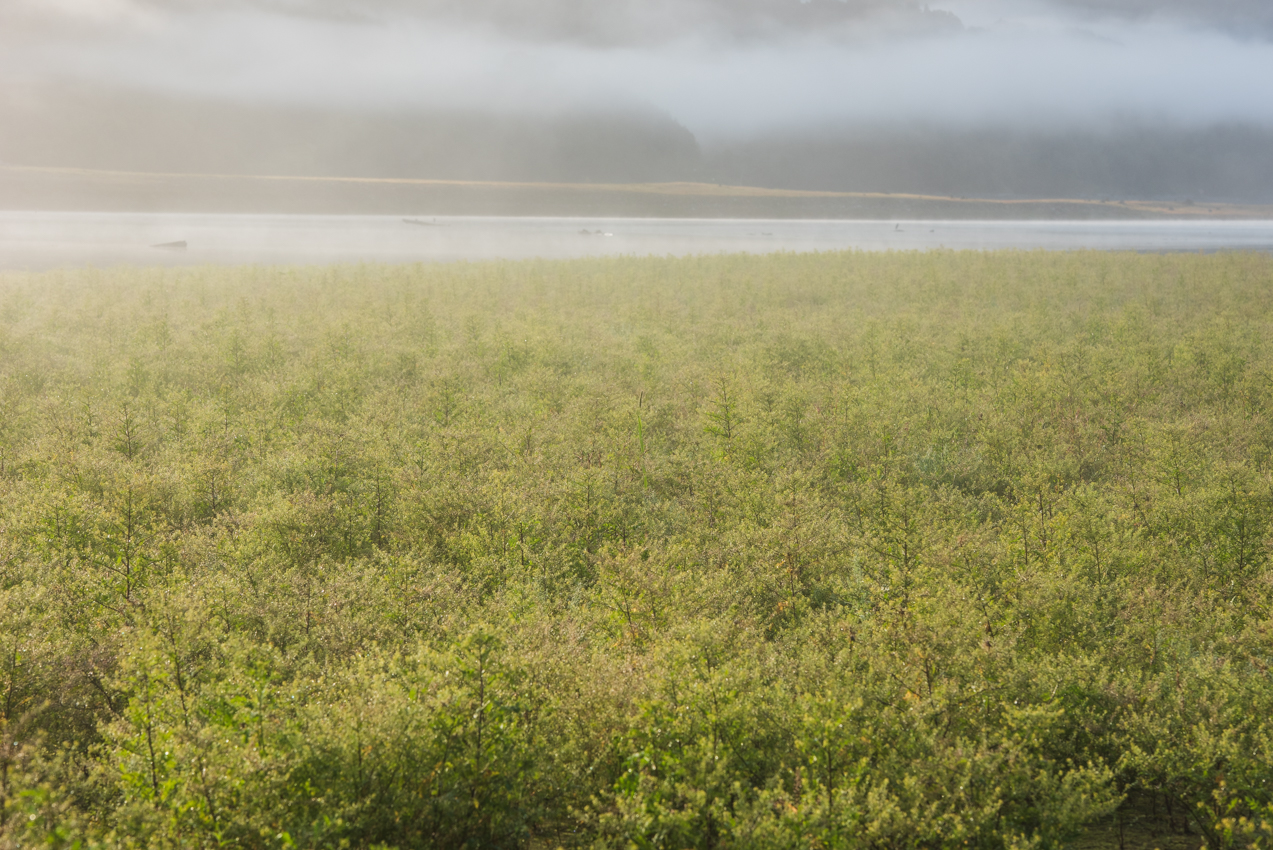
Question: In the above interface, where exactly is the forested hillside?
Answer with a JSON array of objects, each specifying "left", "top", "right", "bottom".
[{"left": 1, "top": 251, "right": 1271, "bottom": 848}]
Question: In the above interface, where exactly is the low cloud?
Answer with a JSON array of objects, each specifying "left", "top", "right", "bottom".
[
  {"left": 1042, "top": 0, "right": 1273, "bottom": 39},
  {"left": 3, "top": 0, "right": 1273, "bottom": 201},
  {"left": 3, "top": 0, "right": 1272, "bottom": 141}
]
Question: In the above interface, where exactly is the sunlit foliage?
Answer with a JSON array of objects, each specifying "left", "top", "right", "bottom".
[{"left": 1, "top": 250, "right": 1271, "bottom": 848}]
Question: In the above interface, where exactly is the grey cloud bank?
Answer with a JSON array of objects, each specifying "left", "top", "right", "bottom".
[
  {"left": 2, "top": 0, "right": 1272, "bottom": 202},
  {"left": 6, "top": 1, "right": 1273, "bottom": 131},
  {"left": 1043, "top": 0, "right": 1273, "bottom": 37}
]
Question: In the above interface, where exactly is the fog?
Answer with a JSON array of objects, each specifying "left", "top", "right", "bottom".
[{"left": 3, "top": 0, "right": 1273, "bottom": 203}]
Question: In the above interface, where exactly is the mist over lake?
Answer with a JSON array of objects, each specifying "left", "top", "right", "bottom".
[{"left": 4, "top": 213, "right": 1273, "bottom": 270}]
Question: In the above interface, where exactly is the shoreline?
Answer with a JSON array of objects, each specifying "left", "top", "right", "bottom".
[{"left": 5, "top": 164, "right": 1271, "bottom": 221}]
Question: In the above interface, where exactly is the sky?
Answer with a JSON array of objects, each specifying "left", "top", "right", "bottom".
[{"left": 3, "top": 0, "right": 1273, "bottom": 142}]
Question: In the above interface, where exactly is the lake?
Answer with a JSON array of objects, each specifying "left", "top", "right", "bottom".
[{"left": 2, "top": 212, "right": 1272, "bottom": 270}]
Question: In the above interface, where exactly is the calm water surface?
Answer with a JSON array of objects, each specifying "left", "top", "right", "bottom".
[{"left": 2, "top": 213, "right": 1272, "bottom": 270}]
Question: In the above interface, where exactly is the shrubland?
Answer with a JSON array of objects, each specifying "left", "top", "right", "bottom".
[{"left": 0, "top": 249, "right": 1271, "bottom": 849}]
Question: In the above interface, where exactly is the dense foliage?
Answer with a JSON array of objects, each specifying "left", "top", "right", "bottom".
[{"left": 1, "top": 250, "right": 1272, "bottom": 849}]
